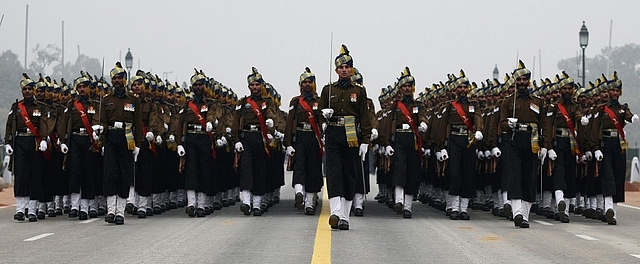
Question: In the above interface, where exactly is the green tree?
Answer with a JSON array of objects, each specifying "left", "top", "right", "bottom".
[{"left": 29, "top": 44, "right": 61, "bottom": 74}]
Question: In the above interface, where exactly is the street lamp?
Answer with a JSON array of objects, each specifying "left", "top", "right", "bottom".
[
  {"left": 493, "top": 64, "right": 499, "bottom": 80},
  {"left": 125, "top": 48, "right": 133, "bottom": 83},
  {"left": 579, "top": 21, "right": 589, "bottom": 87}
]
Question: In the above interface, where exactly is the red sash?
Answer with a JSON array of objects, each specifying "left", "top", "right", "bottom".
[
  {"left": 557, "top": 103, "right": 582, "bottom": 156},
  {"left": 187, "top": 101, "right": 217, "bottom": 159},
  {"left": 298, "top": 97, "right": 324, "bottom": 156},
  {"left": 246, "top": 97, "right": 271, "bottom": 158},
  {"left": 396, "top": 101, "right": 423, "bottom": 156},
  {"left": 451, "top": 101, "right": 474, "bottom": 131},
  {"left": 73, "top": 100, "right": 100, "bottom": 151},
  {"left": 603, "top": 105, "right": 626, "bottom": 142},
  {"left": 141, "top": 124, "right": 157, "bottom": 157},
  {"left": 17, "top": 101, "right": 50, "bottom": 160}
]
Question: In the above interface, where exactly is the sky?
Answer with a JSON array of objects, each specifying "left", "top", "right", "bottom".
[{"left": 1, "top": 0, "right": 638, "bottom": 109}]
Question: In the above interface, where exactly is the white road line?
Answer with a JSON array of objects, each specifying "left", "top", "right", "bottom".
[
  {"left": 533, "top": 220, "right": 553, "bottom": 226},
  {"left": 619, "top": 204, "right": 640, "bottom": 210},
  {"left": 575, "top": 234, "right": 599, "bottom": 241},
  {"left": 24, "top": 233, "right": 54, "bottom": 242},
  {"left": 80, "top": 218, "right": 100, "bottom": 224},
  {"left": 630, "top": 254, "right": 640, "bottom": 259}
]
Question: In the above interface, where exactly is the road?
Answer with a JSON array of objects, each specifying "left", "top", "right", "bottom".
[{"left": 1, "top": 171, "right": 640, "bottom": 264}]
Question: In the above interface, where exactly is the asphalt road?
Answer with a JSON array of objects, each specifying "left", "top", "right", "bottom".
[{"left": 1, "top": 171, "right": 640, "bottom": 264}]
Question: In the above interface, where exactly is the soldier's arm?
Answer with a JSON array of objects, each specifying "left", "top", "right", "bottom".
[
  {"left": 265, "top": 99, "right": 277, "bottom": 134},
  {"left": 149, "top": 103, "right": 162, "bottom": 136},
  {"left": 134, "top": 98, "right": 144, "bottom": 145},
  {"left": 174, "top": 106, "right": 186, "bottom": 145},
  {"left": 623, "top": 103, "right": 633, "bottom": 122},
  {"left": 283, "top": 99, "right": 296, "bottom": 147},
  {"left": 358, "top": 89, "right": 372, "bottom": 144},
  {"left": 231, "top": 101, "right": 242, "bottom": 143},
  {"left": 4, "top": 103, "right": 17, "bottom": 144},
  {"left": 498, "top": 99, "right": 511, "bottom": 133}
]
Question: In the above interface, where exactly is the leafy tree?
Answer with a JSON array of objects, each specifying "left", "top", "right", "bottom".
[{"left": 29, "top": 44, "right": 61, "bottom": 74}]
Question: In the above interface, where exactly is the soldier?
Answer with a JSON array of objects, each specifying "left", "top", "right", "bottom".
[
  {"left": 174, "top": 69, "right": 220, "bottom": 217},
  {"left": 5, "top": 74, "right": 52, "bottom": 222},
  {"left": 59, "top": 74, "right": 101, "bottom": 220},
  {"left": 499, "top": 60, "right": 545, "bottom": 228},
  {"left": 33, "top": 75, "right": 58, "bottom": 220},
  {"left": 100, "top": 62, "right": 144, "bottom": 225},
  {"left": 318, "top": 44, "right": 373, "bottom": 230},
  {"left": 284, "top": 67, "right": 324, "bottom": 215},
  {"left": 379, "top": 67, "right": 427, "bottom": 218},
  {"left": 587, "top": 72, "right": 638, "bottom": 225},
  {"left": 542, "top": 72, "right": 587, "bottom": 223},
  {"left": 232, "top": 67, "right": 277, "bottom": 216}
]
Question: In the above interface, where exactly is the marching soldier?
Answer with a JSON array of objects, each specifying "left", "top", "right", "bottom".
[
  {"left": 284, "top": 67, "right": 324, "bottom": 215},
  {"left": 318, "top": 44, "right": 373, "bottom": 230},
  {"left": 100, "top": 62, "right": 144, "bottom": 225},
  {"left": 232, "top": 67, "right": 277, "bottom": 216},
  {"left": 34, "top": 75, "right": 59, "bottom": 220}
]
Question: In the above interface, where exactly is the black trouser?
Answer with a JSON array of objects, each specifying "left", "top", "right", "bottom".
[
  {"left": 354, "top": 149, "right": 370, "bottom": 194},
  {"left": 68, "top": 134, "right": 95, "bottom": 199},
  {"left": 135, "top": 140, "right": 155, "bottom": 196},
  {"left": 154, "top": 146, "right": 171, "bottom": 194},
  {"left": 184, "top": 133, "right": 212, "bottom": 193},
  {"left": 325, "top": 126, "right": 358, "bottom": 200},
  {"left": 91, "top": 152, "right": 103, "bottom": 197},
  {"left": 216, "top": 148, "right": 233, "bottom": 191},
  {"left": 103, "top": 129, "right": 133, "bottom": 198},
  {"left": 239, "top": 131, "right": 268, "bottom": 195},
  {"left": 390, "top": 132, "right": 421, "bottom": 195},
  {"left": 600, "top": 137, "right": 626, "bottom": 203},
  {"left": 499, "top": 134, "right": 510, "bottom": 191},
  {"left": 268, "top": 147, "right": 285, "bottom": 191},
  {"left": 446, "top": 134, "right": 477, "bottom": 198},
  {"left": 292, "top": 131, "right": 323, "bottom": 193},
  {"left": 552, "top": 137, "right": 577, "bottom": 198},
  {"left": 506, "top": 131, "right": 537, "bottom": 202},
  {"left": 584, "top": 159, "right": 601, "bottom": 197},
  {"left": 13, "top": 136, "right": 43, "bottom": 200},
  {"left": 40, "top": 148, "right": 59, "bottom": 203}
]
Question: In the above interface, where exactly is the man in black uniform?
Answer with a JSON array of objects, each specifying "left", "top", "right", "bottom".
[
  {"left": 100, "top": 62, "right": 143, "bottom": 225},
  {"left": 318, "top": 44, "right": 373, "bottom": 230}
]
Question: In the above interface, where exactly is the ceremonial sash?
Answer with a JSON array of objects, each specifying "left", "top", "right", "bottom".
[
  {"left": 298, "top": 97, "right": 324, "bottom": 156},
  {"left": 73, "top": 100, "right": 100, "bottom": 151},
  {"left": 187, "top": 101, "right": 217, "bottom": 159},
  {"left": 245, "top": 97, "right": 270, "bottom": 157},
  {"left": 557, "top": 103, "right": 581, "bottom": 156},
  {"left": 451, "top": 101, "right": 475, "bottom": 147},
  {"left": 17, "top": 101, "right": 50, "bottom": 160},
  {"left": 397, "top": 101, "right": 423, "bottom": 156},
  {"left": 603, "top": 105, "right": 628, "bottom": 153},
  {"left": 141, "top": 124, "right": 157, "bottom": 157}
]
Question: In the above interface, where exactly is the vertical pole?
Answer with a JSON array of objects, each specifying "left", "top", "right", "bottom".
[
  {"left": 582, "top": 47, "right": 586, "bottom": 88},
  {"left": 62, "top": 21, "right": 65, "bottom": 75},
  {"left": 24, "top": 5, "right": 29, "bottom": 69}
]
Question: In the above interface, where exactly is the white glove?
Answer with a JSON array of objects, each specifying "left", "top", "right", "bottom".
[
  {"left": 177, "top": 145, "right": 185, "bottom": 156},
  {"left": 5, "top": 144, "right": 13, "bottom": 156},
  {"left": 372, "top": 144, "right": 379, "bottom": 152},
  {"left": 133, "top": 147, "right": 140, "bottom": 162},
  {"left": 274, "top": 130, "right": 284, "bottom": 140},
  {"left": 370, "top": 128, "right": 378, "bottom": 141},
  {"left": 548, "top": 149, "right": 557, "bottom": 161},
  {"left": 91, "top": 125, "right": 104, "bottom": 134},
  {"left": 484, "top": 150, "right": 491, "bottom": 158},
  {"left": 580, "top": 116, "right": 589, "bottom": 126},
  {"left": 60, "top": 143, "right": 69, "bottom": 154},
  {"left": 477, "top": 150, "right": 484, "bottom": 160},
  {"left": 594, "top": 150, "right": 603, "bottom": 161},
  {"left": 436, "top": 151, "right": 443, "bottom": 161},
  {"left": 56, "top": 138, "right": 62, "bottom": 146},
  {"left": 235, "top": 142, "right": 244, "bottom": 152},
  {"left": 267, "top": 133, "right": 274, "bottom": 141},
  {"left": 585, "top": 151, "right": 593, "bottom": 161},
  {"left": 213, "top": 119, "right": 219, "bottom": 127},
  {"left": 163, "top": 123, "right": 169, "bottom": 132},
  {"left": 286, "top": 146, "right": 295, "bottom": 156},
  {"left": 155, "top": 135, "right": 163, "bottom": 145},
  {"left": 206, "top": 122, "right": 213, "bottom": 132},
  {"left": 507, "top": 118, "right": 518, "bottom": 129},
  {"left": 322, "top": 123, "right": 327, "bottom": 132},
  {"left": 92, "top": 131, "right": 100, "bottom": 141},
  {"left": 475, "top": 131, "right": 483, "bottom": 141},
  {"left": 580, "top": 155, "right": 587, "bottom": 164},
  {"left": 425, "top": 148, "right": 432, "bottom": 158},
  {"left": 216, "top": 137, "right": 227, "bottom": 147},
  {"left": 39, "top": 140, "right": 48, "bottom": 152},
  {"left": 440, "top": 149, "right": 449, "bottom": 161},
  {"left": 101, "top": 146, "right": 104, "bottom": 156},
  {"left": 168, "top": 134, "right": 175, "bottom": 143},
  {"left": 225, "top": 127, "right": 231, "bottom": 134},
  {"left": 419, "top": 122, "right": 428, "bottom": 133},
  {"left": 265, "top": 119, "right": 274, "bottom": 128},
  {"left": 145, "top": 131, "right": 154, "bottom": 141},
  {"left": 385, "top": 145, "right": 394, "bottom": 156},
  {"left": 538, "top": 148, "right": 548, "bottom": 161},
  {"left": 359, "top": 144, "right": 368, "bottom": 161},
  {"left": 632, "top": 114, "right": 640, "bottom": 124},
  {"left": 321, "top": 108, "right": 334, "bottom": 119},
  {"left": 491, "top": 147, "right": 501, "bottom": 157},
  {"left": 377, "top": 146, "right": 385, "bottom": 155}
]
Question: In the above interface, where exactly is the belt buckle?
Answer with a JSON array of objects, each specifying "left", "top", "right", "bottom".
[
  {"left": 611, "top": 131, "right": 618, "bottom": 137},
  {"left": 194, "top": 125, "right": 202, "bottom": 132},
  {"left": 303, "top": 123, "right": 311, "bottom": 130},
  {"left": 80, "top": 128, "right": 86, "bottom": 133},
  {"left": 518, "top": 124, "right": 528, "bottom": 130},
  {"left": 561, "top": 130, "right": 569, "bottom": 137},
  {"left": 250, "top": 125, "right": 258, "bottom": 130},
  {"left": 26, "top": 128, "right": 31, "bottom": 134},
  {"left": 402, "top": 124, "right": 410, "bottom": 130}
]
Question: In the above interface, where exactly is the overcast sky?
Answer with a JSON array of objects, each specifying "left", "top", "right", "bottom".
[{"left": 1, "top": 0, "right": 638, "bottom": 108}]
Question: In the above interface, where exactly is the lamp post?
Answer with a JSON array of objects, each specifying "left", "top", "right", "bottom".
[
  {"left": 493, "top": 64, "right": 499, "bottom": 80},
  {"left": 125, "top": 48, "right": 133, "bottom": 84},
  {"left": 579, "top": 21, "right": 589, "bottom": 87}
]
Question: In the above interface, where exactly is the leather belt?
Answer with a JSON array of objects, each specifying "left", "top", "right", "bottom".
[
  {"left": 108, "top": 121, "right": 132, "bottom": 130},
  {"left": 328, "top": 116, "right": 346, "bottom": 126},
  {"left": 556, "top": 127, "right": 571, "bottom": 137},
  {"left": 395, "top": 128, "right": 413, "bottom": 133},
  {"left": 450, "top": 125, "right": 469, "bottom": 136},
  {"left": 297, "top": 122, "right": 313, "bottom": 131},
  {"left": 514, "top": 123, "right": 533, "bottom": 132},
  {"left": 243, "top": 124, "right": 260, "bottom": 132},
  {"left": 72, "top": 127, "right": 89, "bottom": 136},
  {"left": 602, "top": 128, "right": 619, "bottom": 138}
]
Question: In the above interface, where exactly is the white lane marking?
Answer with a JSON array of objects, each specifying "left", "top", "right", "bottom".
[
  {"left": 533, "top": 220, "right": 553, "bottom": 226},
  {"left": 0, "top": 204, "right": 16, "bottom": 209},
  {"left": 575, "top": 234, "right": 599, "bottom": 241},
  {"left": 619, "top": 204, "right": 640, "bottom": 210},
  {"left": 80, "top": 218, "right": 100, "bottom": 224},
  {"left": 24, "top": 233, "right": 54, "bottom": 242},
  {"left": 630, "top": 254, "right": 640, "bottom": 259}
]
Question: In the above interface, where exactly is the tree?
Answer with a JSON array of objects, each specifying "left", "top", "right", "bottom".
[
  {"left": 51, "top": 54, "right": 102, "bottom": 82},
  {"left": 29, "top": 44, "right": 61, "bottom": 74}
]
